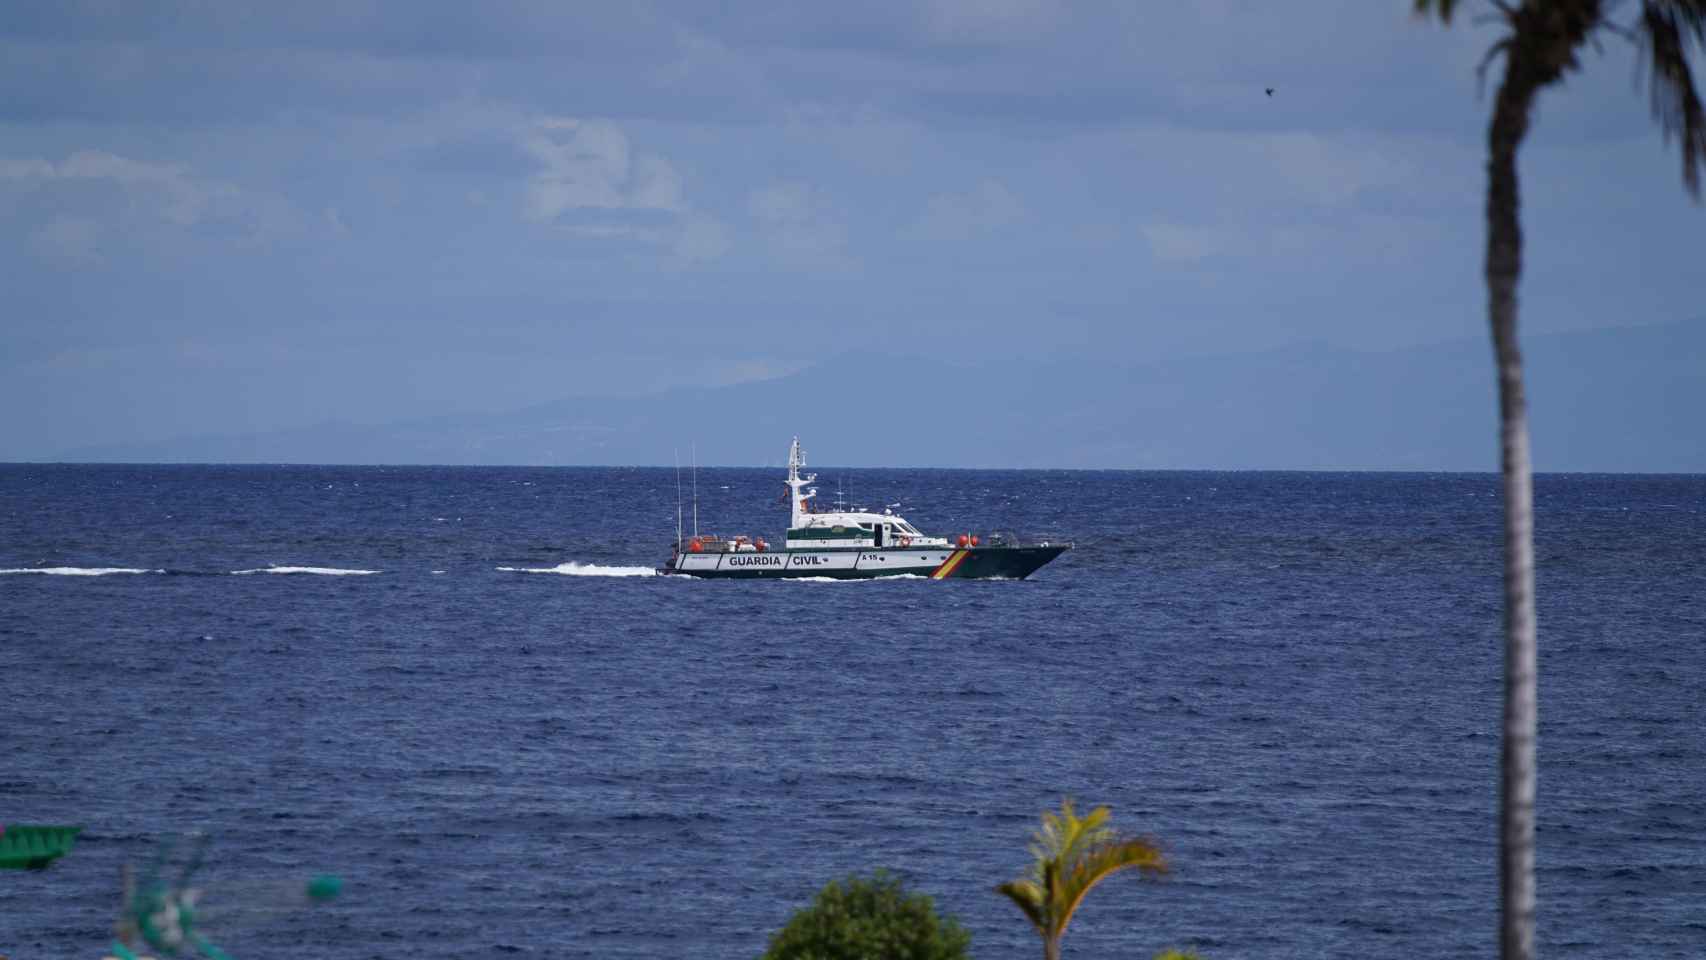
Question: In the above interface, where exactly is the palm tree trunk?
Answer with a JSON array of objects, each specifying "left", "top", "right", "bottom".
[
  {"left": 1044, "top": 935, "right": 1061, "bottom": 960},
  {"left": 1486, "top": 55, "right": 1540, "bottom": 960}
]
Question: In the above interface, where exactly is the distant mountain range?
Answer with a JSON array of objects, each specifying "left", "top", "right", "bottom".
[{"left": 55, "top": 321, "right": 1706, "bottom": 472}]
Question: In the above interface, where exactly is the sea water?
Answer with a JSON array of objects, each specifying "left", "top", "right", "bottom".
[{"left": 2, "top": 464, "right": 1703, "bottom": 959}]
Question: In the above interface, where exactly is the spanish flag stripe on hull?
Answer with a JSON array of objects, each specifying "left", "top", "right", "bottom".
[{"left": 930, "top": 549, "right": 970, "bottom": 579}]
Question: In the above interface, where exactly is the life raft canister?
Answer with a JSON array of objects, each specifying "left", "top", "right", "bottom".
[{"left": 689, "top": 538, "right": 703, "bottom": 553}]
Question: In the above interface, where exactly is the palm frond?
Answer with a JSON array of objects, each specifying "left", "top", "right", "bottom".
[
  {"left": 1054, "top": 836, "right": 1168, "bottom": 938},
  {"left": 1638, "top": 1, "right": 1706, "bottom": 196},
  {"left": 1027, "top": 798, "right": 1111, "bottom": 879},
  {"left": 994, "top": 879, "right": 1048, "bottom": 934},
  {"left": 1056, "top": 802, "right": 1115, "bottom": 869},
  {"left": 1414, "top": 0, "right": 1461, "bottom": 23},
  {"left": 1416, "top": 0, "right": 1521, "bottom": 24},
  {"left": 1477, "top": 37, "right": 1516, "bottom": 93},
  {"left": 1416, "top": 0, "right": 1518, "bottom": 96}
]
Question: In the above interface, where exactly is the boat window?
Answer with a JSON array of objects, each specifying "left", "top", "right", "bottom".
[{"left": 858, "top": 523, "right": 873, "bottom": 530}]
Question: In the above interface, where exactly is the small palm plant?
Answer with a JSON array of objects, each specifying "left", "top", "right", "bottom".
[{"left": 996, "top": 799, "right": 1167, "bottom": 960}]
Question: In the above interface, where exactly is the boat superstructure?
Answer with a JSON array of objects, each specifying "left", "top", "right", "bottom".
[{"left": 659, "top": 438, "right": 1069, "bottom": 580}]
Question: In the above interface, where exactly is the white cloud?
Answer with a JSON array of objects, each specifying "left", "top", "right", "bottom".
[
  {"left": 522, "top": 117, "right": 685, "bottom": 220},
  {"left": 0, "top": 149, "right": 313, "bottom": 258},
  {"left": 515, "top": 114, "right": 723, "bottom": 261},
  {"left": 629, "top": 154, "right": 685, "bottom": 211},
  {"left": 561, "top": 216, "right": 731, "bottom": 266},
  {"left": 1, "top": 149, "right": 244, "bottom": 227}
]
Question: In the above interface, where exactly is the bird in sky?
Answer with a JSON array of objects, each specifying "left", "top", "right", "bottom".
[{"left": 1265, "top": 87, "right": 1274, "bottom": 97}]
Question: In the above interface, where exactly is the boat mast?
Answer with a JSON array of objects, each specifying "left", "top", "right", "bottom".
[
  {"left": 786, "top": 436, "right": 816, "bottom": 528},
  {"left": 674, "top": 449, "right": 682, "bottom": 553},
  {"left": 691, "top": 442, "right": 698, "bottom": 538}
]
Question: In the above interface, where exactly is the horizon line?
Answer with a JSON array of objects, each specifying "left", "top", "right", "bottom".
[{"left": 6, "top": 460, "right": 1703, "bottom": 478}]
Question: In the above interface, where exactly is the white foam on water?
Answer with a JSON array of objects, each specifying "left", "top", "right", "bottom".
[
  {"left": 230, "top": 566, "right": 380, "bottom": 576},
  {"left": 0, "top": 567, "right": 162, "bottom": 576},
  {"left": 496, "top": 562, "right": 656, "bottom": 577}
]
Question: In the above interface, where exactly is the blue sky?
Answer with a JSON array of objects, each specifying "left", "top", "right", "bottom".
[{"left": 2, "top": 1, "right": 1701, "bottom": 463}]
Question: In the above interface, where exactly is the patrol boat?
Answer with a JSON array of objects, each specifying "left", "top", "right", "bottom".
[{"left": 659, "top": 438, "right": 1070, "bottom": 580}]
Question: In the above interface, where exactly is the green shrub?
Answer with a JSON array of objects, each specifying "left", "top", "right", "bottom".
[{"left": 761, "top": 870, "right": 972, "bottom": 960}]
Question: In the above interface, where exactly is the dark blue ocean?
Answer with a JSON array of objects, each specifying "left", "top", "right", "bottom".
[{"left": 3, "top": 465, "right": 1704, "bottom": 959}]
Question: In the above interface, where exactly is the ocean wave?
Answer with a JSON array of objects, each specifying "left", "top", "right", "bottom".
[
  {"left": 230, "top": 566, "right": 380, "bottom": 576},
  {"left": 496, "top": 562, "right": 656, "bottom": 577},
  {"left": 0, "top": 566, "right": 162, "bottom": 576}
]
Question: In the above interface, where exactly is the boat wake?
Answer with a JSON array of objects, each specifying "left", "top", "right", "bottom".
[
  {"left": 231, "top": 566, "right": 380, "bottom": 576},
  {"left": 496, "top": 562, "right": 656, "bottom": 578},
  {"left": 0, "top": 567, "right": 163, "bottom": 576}
]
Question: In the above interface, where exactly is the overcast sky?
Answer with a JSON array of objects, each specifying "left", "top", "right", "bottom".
[{"left": 2, "top": 1, "right": 1701, "bottom": 462}]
